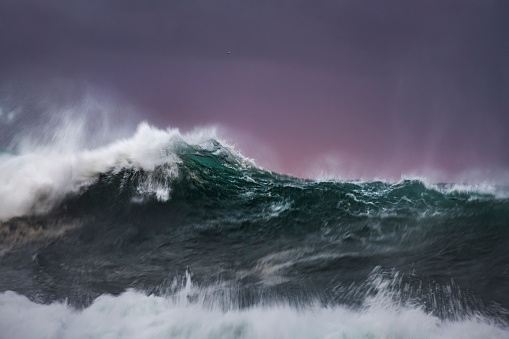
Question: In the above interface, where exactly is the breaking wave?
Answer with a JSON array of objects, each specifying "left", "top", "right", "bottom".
[{"left": 1, "top": 122, "right": 508, "bottom": 338}]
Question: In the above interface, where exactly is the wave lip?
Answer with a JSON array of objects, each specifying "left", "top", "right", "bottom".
[{"left": 0, "top": 122, "right": 248, "bottom": 221}]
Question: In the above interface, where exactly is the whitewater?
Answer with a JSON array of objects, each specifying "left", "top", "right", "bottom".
[{"left": 0, "top": 122, "right": 508, "bottom": 339}]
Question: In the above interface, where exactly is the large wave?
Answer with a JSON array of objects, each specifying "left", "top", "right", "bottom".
[
  {"left": 1, "top": 121, "right": 509, "bottom": 338},
  {"left": 1, "top": 121, "right": 506, "bottom": 222}
]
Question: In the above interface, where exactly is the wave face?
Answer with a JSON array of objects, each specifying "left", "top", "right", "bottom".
[{"left": 1, "top": 123, "right": 508, "bottom": 338}]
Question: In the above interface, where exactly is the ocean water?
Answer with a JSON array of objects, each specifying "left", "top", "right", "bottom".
[{"left": 0, "top": 123, "right": 508, "bottom": 338}]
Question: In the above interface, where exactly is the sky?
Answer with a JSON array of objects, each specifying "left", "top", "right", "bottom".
[{"left": 0, "top": 0, "right": 508, "bottom": 181}]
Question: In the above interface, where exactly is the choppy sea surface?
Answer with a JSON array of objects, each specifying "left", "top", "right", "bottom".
[{"left": 1, "top": 123, "right": 508, "bottom": 338}]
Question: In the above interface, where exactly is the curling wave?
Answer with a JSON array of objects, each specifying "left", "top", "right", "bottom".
[{"left": 0, "top": 122, "right": 253, "bottom": 221}]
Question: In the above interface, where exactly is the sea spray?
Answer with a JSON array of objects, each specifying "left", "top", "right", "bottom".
[{"left": 0, "top": 269, "right": 507, "bottom": 339}]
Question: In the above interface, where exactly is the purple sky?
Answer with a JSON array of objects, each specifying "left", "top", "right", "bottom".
[{"left": 1, "top": 0, "right": 508, "bottom": 181}]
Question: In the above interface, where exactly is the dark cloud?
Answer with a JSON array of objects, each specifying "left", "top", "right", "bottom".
[{"left": 0, "top": 0, "right": 508, "bottom": 180}]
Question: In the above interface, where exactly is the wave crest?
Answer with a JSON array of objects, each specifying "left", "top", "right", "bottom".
[{"left": 0, "top": 122, "right": 247, "bottom": 221}]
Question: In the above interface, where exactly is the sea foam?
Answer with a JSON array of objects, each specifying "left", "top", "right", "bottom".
[{"left": 0, "top": 286, "right": 506, "bottom": 339}]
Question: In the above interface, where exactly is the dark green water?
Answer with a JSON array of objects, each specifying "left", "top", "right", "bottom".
[{"left": 1, "top": 139, "right": 508, "bottom": 326}]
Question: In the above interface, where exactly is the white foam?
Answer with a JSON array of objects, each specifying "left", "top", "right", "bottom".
[
  {"left": 0, "top": 288, "right": 506, "bottom": 339},
  {"left": 0, "top": 122, "right": 237, "bottom": 221},
  {"left": 403, "top": 175, "right": 509, "bottom": 199}
]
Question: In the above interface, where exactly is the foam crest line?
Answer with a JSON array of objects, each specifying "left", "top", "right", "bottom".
[
  {"left": 0, "top": 290, "right": 506, "bottom": 339},
  {"left": 0, "top": 122, "right": 226, "bottom": 221}
]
